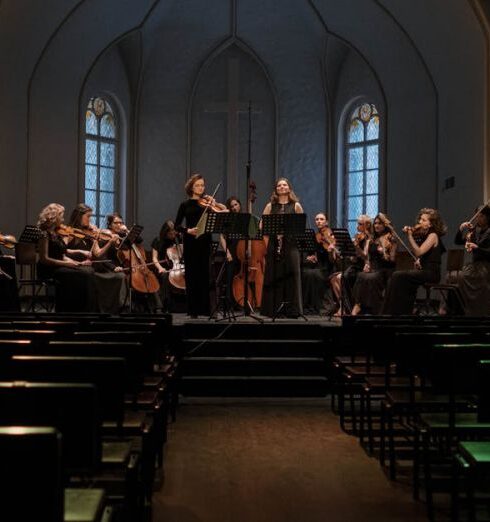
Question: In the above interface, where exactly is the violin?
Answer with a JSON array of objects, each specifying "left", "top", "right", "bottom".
[
  {"left": 315, "top": 227, "right": 340, "bottom": 259},
  {"left": 56, "top": 224, "right": 114, "bottom": 242},
  {"left": 402, "top": 224, "right": 429, "bottom": 245},
  {"left": 0, "top": 233, "right": 17, "bottom": 249},
  {"left": 197, "top": 195, "right": 228, "bottom": 213}
]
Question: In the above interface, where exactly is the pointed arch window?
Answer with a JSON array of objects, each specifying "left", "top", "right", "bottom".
[
  {"left": 84, "top": 97, "right": 117, "bottom": 227},
  {"left": 344, "top": 103, "right": 380, "bottom": 236}
]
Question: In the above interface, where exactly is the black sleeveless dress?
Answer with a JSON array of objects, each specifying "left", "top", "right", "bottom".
[
  {"left": 261, "top": 202, "right": 303, "bottom": 317},
  {"left": 383, "top": 238, "right": 444, "bottom": 315}
]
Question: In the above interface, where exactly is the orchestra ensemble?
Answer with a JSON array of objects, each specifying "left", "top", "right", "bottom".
[{"left": 0, "top": 174, "right": 489, "bottom": 318}]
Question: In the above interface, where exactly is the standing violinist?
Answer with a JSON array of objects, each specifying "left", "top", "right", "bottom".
[
  {"left": 383, "top": 208, "right": 446, "bottom": 315},
  {"left": 451, "top": 205, "right": 490, "bottom": 315},
  {"left": 37, "top": 203, "right": 97, "bottom": 312},
  {"left": 67, "top": 203, "right": 125, "bottom": 313},
  {"left": 151, "top": 219, "right": 179, "bottom": 313},
  {"left": 302, "top": 212, "right": 336, "bottom": 315},
  {"left": 175, "top": 173, "right": 227, "bottom": 318},
  {"left": 351, "top": 213, "right": 397, "bottom": 315},
  {"left": 261, "top": 178, "right": 304, "bottom": 318}
]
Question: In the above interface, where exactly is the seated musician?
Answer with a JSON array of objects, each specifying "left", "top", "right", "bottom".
[
  {"left": 68, "top": 204, "right": 125, "bottom": 314},
  {"left": 0, "top": 232, "right": 20, "bottom": 311},
  {"left": 302, "top": 212, "right": 337, "bottom": 315},
  {"left": 37, "top": 203, "right": 97, "bottom": 312},
  {"left": 351, "top": 213, "right": 397, "bottom": 315},
  {"left": 219, "top": 197, "right": 242, "bottom": 308},
  {"left": 151, "top": 219, "right": 180, "bottom": 313},
  {"left": 383, "top": 208, "right": 446, "bottom": 315},
  {"left": 452, "top": 205, "right": 490, "bottom": 315},
  {"left": 330, "top": 214, "right": 372, "bottom": 315},
  {"left": 105, "top": 213, "right": 161, "bottom": 312}
]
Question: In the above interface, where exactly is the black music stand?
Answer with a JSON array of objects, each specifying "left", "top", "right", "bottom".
[
  {"left": 120, "top": 224, "right": 144, "bottom": 313},
  {"left": 295, "top": 228, "right": 317, "bottom": 254},
  {"left": 206, "top": 213, "right": 252, "bottom": 321},
  {"left": 331, "top": 228, "right": 356, "bottom": 316},
  {"left": 262, "top": 213, "right": 307, "bottom": 321},
  {"left": 18, "top": 225, "right": 43, "bottom": 244}
]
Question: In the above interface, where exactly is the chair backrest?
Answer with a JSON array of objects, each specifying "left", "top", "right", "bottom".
[
  {"left": 8, "top": 355, "right": 126, "bottom": 425},
  {"left": 0, "top": 426, "right": 64, "bottom": 522},
  {"left": 0, "top": 382, "right": 100, "bottom": 475},
  {"left": 446, "top": 248, "right": 465, "bottom": 272}
]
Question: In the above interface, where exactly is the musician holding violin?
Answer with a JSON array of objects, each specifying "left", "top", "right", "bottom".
[
  {"left": 383, "top": 208, "right": 446, "bottom": 315},
  {"left": 37, "top": 203, "right": 97, "bottom": 312},
  {"left": 452, "top": 204, "right": 490, "bottom": 315},
  {"left": 175, "top": 173, "right": 227, "bottom": 317},
  {"left": 329, "top": 214, "right": 372, "bottom": 314},
  {"left": 66, "top": 204, "right": 126, "bottom": 314},
  {"left": 219, "top": 197, "right": 242, "bottom": 308},
  {"left": 351, "top": 213, "right": 397, "bottom": 315},
  {"left": 302, "top": 212, "right": 337, "bottom": 314}
]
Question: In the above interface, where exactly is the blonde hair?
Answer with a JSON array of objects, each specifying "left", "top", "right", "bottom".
[
  {"left": 270, "top": 178, "right": 299, "bottom": 204},
  {"left": 358, "top": 214, "right": 373, "bottom": 234},
  {"left": 37, "top": 203, "right": 65, "bottom": 231}
]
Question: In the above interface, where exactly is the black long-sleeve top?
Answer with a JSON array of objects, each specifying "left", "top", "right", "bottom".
[
  {"left": 175, "top": 199, "right": 205, "bottom": 233},
  {"left": 455, "top": 227, "right": 490, "bottom": 263}
]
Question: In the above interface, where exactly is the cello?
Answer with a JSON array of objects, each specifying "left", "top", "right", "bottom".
[
  {"left": 118, "top": 241, "right": 160, "bottom": 294},
  {"left": 232, "top": 181, "right": 266, "bottom": 309},
  {"left": 166, "top": 234, "right": 186, "bottom": 292}
]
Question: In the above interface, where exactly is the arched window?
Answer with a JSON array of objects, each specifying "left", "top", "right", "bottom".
[
  {"left": 344, "top": 103, "right": 379, "bottom": 236},
  {"left": 84, "top": 97, "right": 117, "bottom": 227}
]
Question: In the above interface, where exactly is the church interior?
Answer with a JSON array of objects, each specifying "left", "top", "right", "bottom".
[{"left": 1, "top": 0, "right": 490, "bottom": 521}]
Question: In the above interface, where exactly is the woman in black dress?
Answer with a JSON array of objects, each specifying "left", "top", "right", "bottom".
[
  {"left": 351, "top": 213, "right": 397, "bottom": 315},
  {"left": 0, "top": 233, "right": 20, "bottom": 312},
  {"left": 383, "top": 208, "right": 446, "bottom": 315},
  {"left": 219, "top": 197, "right": 242, "bottom": 307},
  {"left": 151, "top": 219, "right": 180, "bottom": 313},
  {"left": 37, "top": 203, "right": 97, "bottom": 312},
  {"left": 261, "top": 178, "right": 304, "bottom": 317},
  {"left": 175, "top": 174, "right": 227, "bottom": 317},
  {"left": 452, "top": 205, "right": 490, "bottom": 315},
  {"left": 302, "top": 212, "right": 336, "bottom": 314},
  {"left": 67, "top": 203, "right": 125, "bottom": 314}
]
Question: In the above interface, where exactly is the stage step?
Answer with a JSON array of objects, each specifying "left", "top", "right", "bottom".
[
  {"left": 183, "top": 356, "right": 325, "bottom": 376},
  {"left": 179, "top": 375, "right": 329, "bottom": 397},
  {"left": 181, "top": 338, "right": 326, "bottom": 357},
  {"left": 178, "top": 324, "right": 329, "bottom": 397}
]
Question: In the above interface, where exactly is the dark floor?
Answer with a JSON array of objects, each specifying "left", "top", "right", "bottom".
[{"left": 153, "top": 399, "right": 427, "bottom": 522}]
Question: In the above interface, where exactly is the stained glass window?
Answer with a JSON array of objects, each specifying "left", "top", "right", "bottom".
[
  {"left": 345, "top": 103, "right": 380, "bottom": 236},
  {"left": 84, "top": 97, "right": 117, "bottom": 227}
]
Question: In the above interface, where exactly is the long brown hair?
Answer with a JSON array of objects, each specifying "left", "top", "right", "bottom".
[
  {"left": 69, "top": 203, "right": 92, "bottom": 228},
  {"left": 270, "top": 177, "right": 299, "bottom": 204},
  {"left": 418, "top": 208, "right": 447, "bottom": 236}
]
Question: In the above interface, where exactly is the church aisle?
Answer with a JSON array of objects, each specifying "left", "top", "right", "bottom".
[{"left": 153, "top": 400, "right": 426, "bottom": 522}]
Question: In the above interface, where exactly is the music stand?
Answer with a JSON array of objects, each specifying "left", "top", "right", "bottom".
[
  {"left": 262, "top": 213, "right": 307, "bottom": 321},
  {"left": 331, "top": 228, "right": 356, "bottom": 316},
  {"left": 206, "top": 213, "right": 252, "bottom": 321},
  {"left": 19, "top": 226, "right": 43, "bottom": 244},
  {"left": 295, "top": 228, "right": 317, "bottom": 254},
  {"left": 119, "top": 225, "right": 143, "bottom": 313}
]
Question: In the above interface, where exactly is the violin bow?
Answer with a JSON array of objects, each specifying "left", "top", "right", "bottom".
[
  {"left": 195, "top": 182, "right": 222, "bottom": 238},
  {"left": 386, "top": 223, "right": 419, "bottom": 262}
]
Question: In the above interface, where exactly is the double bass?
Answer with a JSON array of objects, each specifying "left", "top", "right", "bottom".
[{"left": 232, "top": 182, "right": 266, "bottom": 309}]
